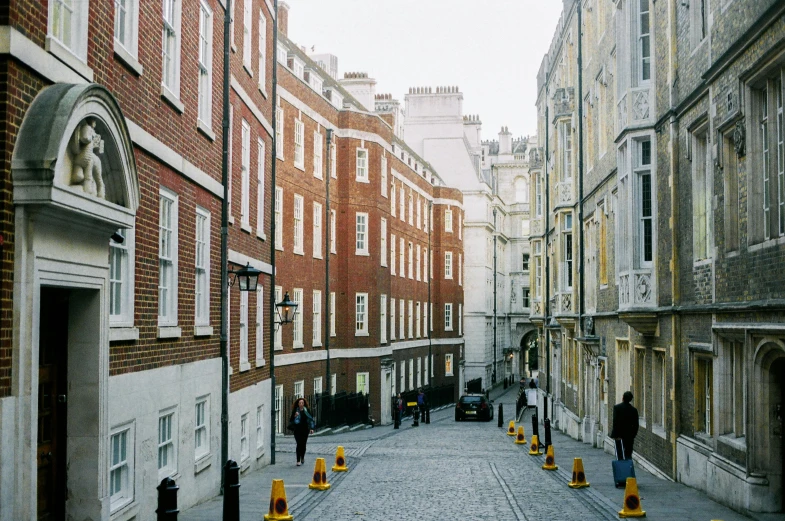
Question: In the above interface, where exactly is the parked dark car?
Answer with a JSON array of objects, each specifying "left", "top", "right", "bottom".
[{"left": 454, "top": 394, "right": 493, "bottom": 422}]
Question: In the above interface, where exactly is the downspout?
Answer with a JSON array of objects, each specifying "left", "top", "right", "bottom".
[
  {"left": 577, "top": 0, "right": 586, "bottom": 420},
  {"left": 428, "top": 200, "right": 432, "bottom": 396},
  {"left": 544, "top": 99, "right": 551, "bottom": 421},
  {"left": 324, "top": 129, "right": 332, "bottom": 423},
  {"left": 493, "top": 206, "right": 498, "bottom": 386},
  {"left": 219, "top": 0, "right": 233, "bottom": 491},
  {"left": 269, "top": 0, "right": 279, "bottom": 465}
]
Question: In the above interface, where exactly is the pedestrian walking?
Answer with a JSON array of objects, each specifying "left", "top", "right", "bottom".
[
  {"left": 288, "top": 397, "right": 315, "bottom": 466},
  {"left": 417, "top": 388, "right": 427, "bottom": 424},
  {"left": 610, "top": 391, "right": 639, "bottom": 460},
  {"left": 394, "top": 393, "right": 403, "bottom": 428}
]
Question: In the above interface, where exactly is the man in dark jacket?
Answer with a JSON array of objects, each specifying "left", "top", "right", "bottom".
[{"left": 610, "top": 391, "right": 639, "bottom": 460}]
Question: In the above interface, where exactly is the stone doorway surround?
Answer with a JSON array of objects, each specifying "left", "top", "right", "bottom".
[{"left": 2, "top": 84, "right": 139, "bottom": 521}]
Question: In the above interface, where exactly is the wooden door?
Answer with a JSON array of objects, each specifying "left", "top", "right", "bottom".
[{"left": 37, "top": 288, "right": 69, "bottom": 521}]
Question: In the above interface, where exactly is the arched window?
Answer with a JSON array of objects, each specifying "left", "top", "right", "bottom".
[{"left": 514, "top": 177, "right": 529, "bottom": 203}]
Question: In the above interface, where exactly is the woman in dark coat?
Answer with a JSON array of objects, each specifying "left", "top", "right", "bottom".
[{"left": 289, "top": 397, "right": 315, "bottom": 466}]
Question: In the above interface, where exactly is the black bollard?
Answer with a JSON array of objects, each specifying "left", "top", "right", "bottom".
[
  {"left": 425, "top": 406, "right": 430, "bottom": 424},
  {"left": 497, "top": 403, "right": 504, "bottom": 428},
  {"left": 544, "top": 418, "right": 552, "bottom": 448},
  {"left": 531, "top": 410, "right": 540, "bottom": 440},
  {"left": 412, "top": 406, "right": 419, "bottom": 427},
  {"left": 156, "top": 477, "right": 179, "bottom": 521},
  {"left": 223, "top": 460, "right": 240, "bottom": 521},
  {"left": 503, "top": 377, "right": 508, "bottom": 389}
]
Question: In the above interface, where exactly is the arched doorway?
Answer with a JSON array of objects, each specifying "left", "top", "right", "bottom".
[
  {"left": 521, "top": 331, "right": 539, "bottom": 378},
  {"left": 752, "top": 338, "right": 785, "bottom": 512}
]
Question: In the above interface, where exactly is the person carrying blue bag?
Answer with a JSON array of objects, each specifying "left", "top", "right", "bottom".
[{"left": 289, "top": 397, "right": 315, "bottom": 466}]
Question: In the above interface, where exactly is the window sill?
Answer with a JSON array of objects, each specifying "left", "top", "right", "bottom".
[
  {"left": 197, "top": 120, "right": 216, "bottom": 141},
  {"left": 240, "top": 458, "right": 251, "bottom": 473},
  {"left": 194, "top": 325, "right": 214, "bottom": 337},
  {"left": 355, "top": 332, "right": 369, "bottom": 337},
  {"left": 313, "top": 173, "right": 323, "bottom": 180},
  {"left": 312, "top": 342, "right": 322, "bottom": 348},
  {"left": 110, "top": 499, "right": 139, "bottom": 521},
  {"left": 46, "top": 36, "right": 94, "bottom": 81},
  {"left": 228, "top": 215, "right": 235, "bottom": 225},
  {"left": 259, "top": 86, "right": 268, "bottom": 99},
  {"left": 718, "top": 434, "right": 747, "bottom": 452},
  {"left": 313, "top": 254, "right": 323, "bottom": 260},
  {"left": 161, "top": 85, "right": 185, "bottom": 114},
  {"left": 257, "top": 230, "right": 267, "bottom": 241},
  {"left": 255, "top": 358, "right": 265, "bottom": 368},
  {"left": 256, "top": 446, "right": 266, "bottom": 459},
  {"left": 239, "top": 361, "right": 251, "bottom": 373},
  {"left": 356, "top": 177, "right": 370, "bottom": 184},
  {"left": 243, "top": 63, "right": 254, "bottom": 78},
  {"left": 293, "top": 249, "right": 304, "bottom": 256},
  {"left": 113, "top": 41, "right": 144, "bottom": 76},
  {"left": 241, "top": 223, "right": 253, "bottom": 234},
  {"left": 355, "top": 251, "right": 370, "bottom": 257},
  {"left": 157, "top": 326, "right": 182, "bottom": 339},
  {"left": 276, "top": 245, "right": 284, "bottom": 252},
  {"left": 110, "top": 327, "right": 139, "bottom": 342},
  {"left": 194, "top": 453, "right": 212, "bottom": 475},
  {"left": 652, "top": 424, "right": 667, "bottom": 440},
  {"left": 294, "top": 162, "right": 305, "bottom": 171},
  {"left": 274, "top": 346, "right": 283, "bottom": 351}
]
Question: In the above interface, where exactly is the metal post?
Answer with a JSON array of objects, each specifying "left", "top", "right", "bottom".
[
  {"left": 324, "top": 129, "right": 333, "bottom": 425},
  {"left": 498, "top": 403, "right": 504, "bottom": 428},
  {"left": 268, "top": 0, "right": 279, "bottom": 465},
  {"left": 219, "top": 0, "right": 233, "bottom": 492},
  {"left": 156, "top": 477, "right": 179, "bottom": 521},
  {"left": 223, "top": 460, "right": 240, "bottom": 521},
  {"left": 544, "top": 417, "right": 552, "bottom": 448}
]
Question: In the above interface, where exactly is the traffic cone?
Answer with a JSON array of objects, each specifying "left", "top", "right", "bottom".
[
  {"left": 507, "top": 420, "right": 516, "bottom": 436},
  {"left": 568, "top": 457, "right": 590, "bottom": 488},
  {"left": 332, "top": 445, "right": 348, "bottom": 472},
  {"left": 263, "top": 479, "right": 294, "bottom": 521},
  {"left": 528, "top": 434, "right": 542, "bottom": 455},
  {"left": 542, "top": 444, "right": 558, "bottom": 470},
  {"left": 308, "top": 457, "right": 331, "bottom": 490},
  {"left": 618, "top": 477, "right": 646, "bottom": 517},
  {"left": 514, "top": 425, "right": 527, "bottom": 445}
]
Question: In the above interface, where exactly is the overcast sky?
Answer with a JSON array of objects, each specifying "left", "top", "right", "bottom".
[{"left": 286, "top": 0, "right": 564, "bottom": 142}]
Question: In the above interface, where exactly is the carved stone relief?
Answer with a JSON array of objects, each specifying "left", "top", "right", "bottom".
[
  {"left": 733, "top": 120, "right": 746, "bottom": 157},
  {"left": 68, "top": 119, "right": 106, "bottom": 199}
]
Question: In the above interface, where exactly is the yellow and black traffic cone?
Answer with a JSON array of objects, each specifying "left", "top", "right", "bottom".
[
  {"left": 332, "top": 445, "right": 348, "bottom": 472},
  {"left": 529, "top": 434, "right": 542, "bottom": 455},
  {"left": 263, "top": 479, "right": 294, "bottom": 521},
  {"left": 507, "top": 420, "right": 516, "bottom": 436},
  {"left": 618, "top": 477, "right": 646, "bottom": 517},
  {"left": 568, "top": 457, "right": 590, "bottom": 488},
  {"left": 309, "top": 457, "right": 331, "bottom": 490},
  {"left": 514, "top": 425, "right": 527, "bottom": 445},
  {"left": 542, "top": 444, "right": 558, "bottom": 470}
]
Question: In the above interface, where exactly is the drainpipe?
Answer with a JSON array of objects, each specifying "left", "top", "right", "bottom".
[
  {"left": 428, "top": 200, "right": 432, "bottom": 398},
  {"left": 493, "top": 207, "right": 498, "bottom": 386},
  {"left": 324, "top": 129, "right": 332, "bottom": 424},
  {"left": 269, "top": 0, "right": 279, "bottom": 465},
  {"left": 577, "top": 0, "right": 585, "bottom": 419},
  {"left": 544, "top": 101, "right": 551, "bottom": 422},
  {"left": 219, "top": 0, "right": 233, "bottom": 492}
]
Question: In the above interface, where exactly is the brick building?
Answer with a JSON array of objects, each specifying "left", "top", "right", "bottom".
[
  {"left": 0, "top": 0, "right": 276, "bottom": 518},
  {"left": 271, "top": 8, "right": 465, "bottom": 430},
  {"left": 530, "top": 0, "right": 785, "bottom": 513}
]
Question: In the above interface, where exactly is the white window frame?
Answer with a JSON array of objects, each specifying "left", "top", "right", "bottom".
[
  {"left": 408, "top": 242, "right": 414, "bottom": 279},
  {"left": 355, "top": 292, "right": 369, "bottom": 336},
  {"left": 381, "top": 218, "right": 388, "bottom": 267},
  {"left": 445, "top": 251, "right": 453, "bottom": 279},
  {"left": 257, "top": 9, "right": 266, "bottom": 90},
  {"left": 274, "top": 286, "right": 283, "bottom": 349},
  {"left": 381, "top": 156, "right": 388, "bottom": 197},
  {"left": 330, "top": 209, "right": 337, "bottom": 254},
  {"left": 194, "top": 396, "right": 210, "bottom": 460},
  {"left": 445, "top": 303, "right": 453, "bottom": 331},
  {"left": 242, "top": 0, "right": 252, "bottom": 71},
  {"left": 408, "top": 194, "right": 414, "bottom": 225},
  {"left": 445, "top": 353, "right": 454, "bottom": 376},
  {"left": 399, "top": 299, "right": 405, "bottom": 340},
  {"left": 109, "top": 422, "right": 134, "bottom": 512},
  {"left": 161, "top": 0, "right": 182, "bottom": 103},
  {"left": 356, "top": 147, "right": 369, "bottom": 181},
  {"left": 416, "top": 357, "right": 422, "bottom": 388},
  {"left": 391, "top": 184, "right": 396, "bottom": 216},
  {"left": 390, "top": 298, "right": 396, "bottom": 341},
  {"left": 241, "top": 119, "right": 251, "bottom": 228},
  {"left": 458, "top": 253, "right": 462, "bottom": 286},
  {"left": 399, "top": 188, "right": 405, "bottom": 221},
  {"left": 275, "top": 186, "right": 283, "bottom": 250},
  {"left": 255, "top": 286, "right": 265, "bottom": 366},
  {"left": 356, "top": 212, "right": 369, "bottom": 255},
  {"left": 313, "top": 377, "right": 323, "bottom": 396},
  {"left": 114, "top": 0, "right": 141, "bottom": 68},
  {"left": 276, "top": 104, "right": 284, "bottom": 159},
  {"left": 197, "top": 1, "right": 213, "bottom": 129},
  {"left": 195, "top": 209, "right": 210, "bottom": 327},
  {"left": 408, "top": 300, "right": 413, "bottom": 339},
  {"left": 239, "top": 291, "right": 249, "bottom": 371},
  {"left": 293, "top": 194, "right": 304, "bottom": 255},
  {"left": 356, "top": 372, "right": 370, "bottom": 395},
  {"left": 330, "top": 142, "right": 337, "bottom": 178},
  {"left": 157, "top": 408, "right": 177, "bottom": 479},
  {"left": 330, "top": 292, "right": 336, "bottom": 337},
  {"left": 415, "top": 302, "right": 421, "bottom": 338},
  {"left": 240, "top": 413, "right": 249, "bottom": 463},
  {"left": 400, "top": 360, "right": 406, "bottom": 391},
  {"left": 408, "top": 359, "right": 414, "bottom": 390},
  {"left": 390, "top": 234, "right": 396, "bottom": 276},
  {"left": 158, "top": 188, "right": 179, "bottom": 328},
  {"left": 313, "top": 130, "right": 323, "bottom": 178},
  {"left": 292, "top": 288, "right": 303, "bottom": 348},
  {"left": 313, "top": 202, "right": 323, "bottom": 259},
  {"left": 49, "top": 0, "right": 90, "bottom": 66},
  {"left": 256, "top": 405, "right": 264, "bottom": 452},
  {"left": 257, "top": 138, "right": 266, "bottom": 238},
  {"left": 635, "top": 139, "right": 654, "bottom": 268},
  {"left": 312, "top": 290, "right": 322, "bottom": 347},
  {"left": 109, "top": 228, "right": 136, "bottom": 329},
  {"left": 294, "top": 118, "right": 305, "bottom": 170},
  {"left": 416, "top": 244, "right": 421, "bottom": 280},
  {"left": 637, "top": 0, "right": 651, "bottom": 83},
  {"left": 458, "top": 303, "right": 463, "bottom": 335},
  {"left": 445, "top": 208, "right": 453, "bottom": 232},
  {"left": 417, "top": 198, "right": 422, "bottom": 229},
  {"left": 380, "top": 294, "right": 388, "bottom": 344}
]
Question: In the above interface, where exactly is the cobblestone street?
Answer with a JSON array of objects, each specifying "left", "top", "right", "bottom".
[{"left": 182, "top": 387, "right": 781, "bottom": 521}]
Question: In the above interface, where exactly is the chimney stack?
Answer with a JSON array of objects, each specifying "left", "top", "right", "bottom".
[{"left": 278, "top": 2, "right": 290, "bottom": 38}]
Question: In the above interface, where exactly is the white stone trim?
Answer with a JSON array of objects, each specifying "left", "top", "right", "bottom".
[
  {"left": 433, "top": 197, "right": 463, "bottom": 210},
  {"left": 110, "top": 327, "right": 140, "bottom": 342},
  {"left": 0, "top": 25, "right": 85, "bottom": 83},
  {"left": 113, "top": 40, "right": 144, "bottom": 76},
  {"left": 194, "top": 325, "right": 214, "bottom": 337},
  {"left": 161, "top": 84, "right": 185, "bottom": 114},
  {"left": 45, "top": 34, "right": 94, "bottom": 82},
  {"left": 231, "top": 75, "right": 273, "bottom": 137},
  {"left": 228, "top": 249, "right": 273, "bottom": 275}
]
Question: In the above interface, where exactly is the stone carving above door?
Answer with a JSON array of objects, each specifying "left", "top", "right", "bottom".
[{"left": 68, "top": 119, "right": 106, "bottom": 199}]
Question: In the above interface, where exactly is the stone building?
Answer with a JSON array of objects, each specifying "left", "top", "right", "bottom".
[{"left": 531, "top": 0, "right": 785, "bottom": 513}]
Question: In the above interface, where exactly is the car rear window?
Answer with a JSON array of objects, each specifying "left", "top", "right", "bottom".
[{"left": 460, "top": 396, "right": 482, "bottom": 404}]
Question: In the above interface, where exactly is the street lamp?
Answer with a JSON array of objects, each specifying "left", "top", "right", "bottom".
[
  {"left": 275, "top": 291, "right": 299, "bottom": 326},
  {"left": 230, "top": 262, "right": 262, "bottom": 292}
]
